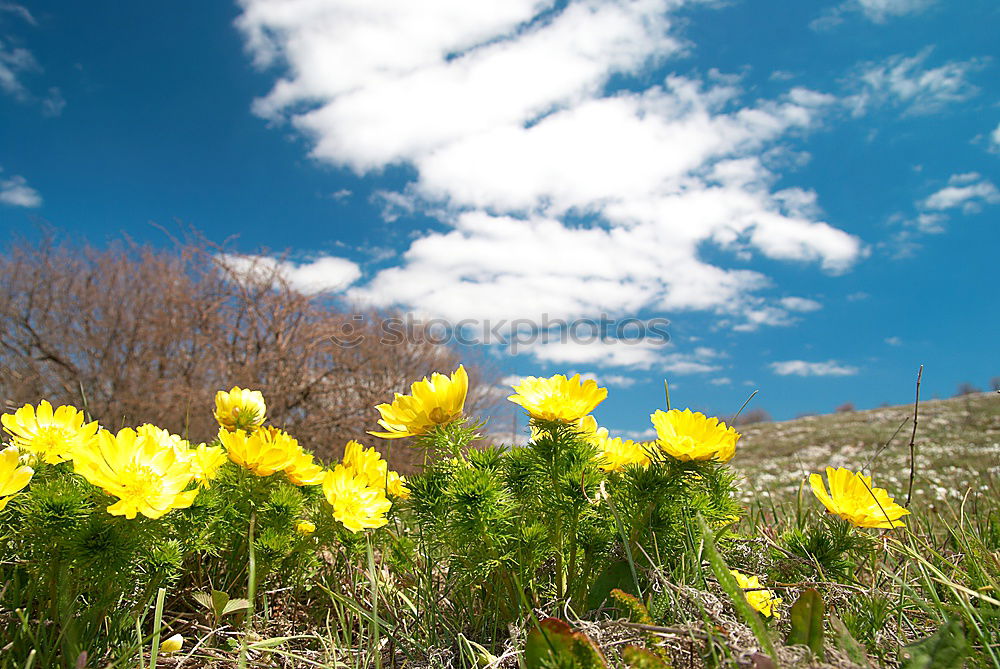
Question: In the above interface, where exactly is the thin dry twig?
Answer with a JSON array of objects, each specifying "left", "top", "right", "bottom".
[{"left": 906, "top": 365, "right": 923, "bottom": 506}]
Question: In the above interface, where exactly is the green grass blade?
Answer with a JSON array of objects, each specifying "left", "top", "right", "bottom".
[{"left": 696, "top": 514, "right": 777, "bottom": 659}]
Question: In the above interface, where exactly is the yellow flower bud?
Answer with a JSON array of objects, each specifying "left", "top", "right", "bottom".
[{"left": 161, "top": 633, "right": 184, "bottom": 654}]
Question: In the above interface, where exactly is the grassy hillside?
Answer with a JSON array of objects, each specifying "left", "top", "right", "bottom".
[{"left": 732, "top": 391, "right": 1000, "bottom": 508}]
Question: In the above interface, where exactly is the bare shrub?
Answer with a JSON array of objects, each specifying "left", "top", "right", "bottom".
[
  {"left": 0, "top": 232, "right": 503, "bottom": 471},
  {"left": 835, "top": 402, "right": 855, "bottom": 413},
  {"left": 954, "top": 382, "right": 981, "bottom": 397}
]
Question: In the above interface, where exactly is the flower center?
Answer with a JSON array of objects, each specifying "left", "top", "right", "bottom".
[
  {"left": 34, "top": 427, "right": 68, "bottom": 455},
  {"left": 120, "top": 464, "right": 162, "bottom": 502},
  {"left": 428, "top": 407, "right": 454, "bottom": 424}
]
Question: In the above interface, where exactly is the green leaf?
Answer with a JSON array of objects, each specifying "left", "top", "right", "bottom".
[
  {"left": 696, "top": 514, "right": 777, "bottom": 660},
  {"left": 222, "top": 598, "right": 251, "bottom": 616},
  {"left": 192, "top": 592, "right": 213, "bottom": 611},
  {"left": 210, "top": 589, "right": 230, "bottom": 618},
  {"left": 899, "top": 620, "right": 968, "bottom": 669},
  {"left": 785, "top": 588, "right": 824, "bottom": 658},
  {"left": 587, "top": 561, "right": 636, "bottom": 611},
  {"left": 524, "top": 618, "right": 608, "bottom": 668},
  {"left": 830, "top": 615, "right": 871, "bottom": 668}
]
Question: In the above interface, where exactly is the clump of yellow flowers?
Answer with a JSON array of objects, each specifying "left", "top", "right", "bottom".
[
  {"left": 219, "top": 426, "right": 299, "bottom": 477},
  {"left": 809, "top": 466, "right": 909, "bottom": 529},
  {"left": 212, "top": 390, "right": 407, "bottom": 533},
  {"left": 319, "top": 440, "right": 412, "bottom": 533},
  {"left": 507, "top": 373, "right": 743, "bottom": 470},
  {"left": 0, "top": 387, "right": 415, "bottom": 536}
]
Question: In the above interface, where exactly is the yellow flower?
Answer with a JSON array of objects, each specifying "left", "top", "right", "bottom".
[
  {"left": 342, "top": 440, "right": 386, "bottom": 486},
  {"left": 369, "top": 365, "right": 468, "bottom": 439},
  {"left": 596, "top": 436, "right": 652, "bottom": 472},
  {"left": 508, "top": 374, "right": 607, "bottom": 423},
  {"left": 341, "top": 440, "right": 409, "bottom": 497},
  {"left": 1, "top": 400, "right": 99, "bottom": 464},
  {"left": 730, "top": 569, "right": 782, "bottom": 619},
  {"left": 0, "top": 446, "right": 34, "bottom": 511},
  {"left": 284, "top": 449, "right": 325, "bottom": 486},
  {"left": 160, "top": 634, "right": 184, "bottom": 654},
  {"left": 296, "top": 519, "right": 316, "bottom": 535},
  {"left": 214, "top": 386, "right": 266, "bottom": 431},
  {"left": 136, "top": 423, "right": 190, "bottom": 450},
  {"left": 188, "top": 444, "right": 227, "bottom": 488},
  {"left": 578, "top": 415, "right": 609, "bottom": 443},
  {"left": 73, "top": 428, "right": 198, "bottom": 519},
  {"left": 218, "top": 427, "right": 297, "bottom": 477},
  {"left": 809, "top": 467, "right": 910, "bottom": 529},
  {"left": 322, "top": 465, "right": 392, "bottom": 532},
  {"left": 650, "top": 409, "right": 739, "bottom": 462},
  {"left": 386, "top": 471, "right": 410, "bottom": 499}
]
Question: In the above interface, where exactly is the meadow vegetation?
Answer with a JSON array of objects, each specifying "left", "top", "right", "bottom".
[{"left": 1, "top": 352, "right": 997, "bottom": 668}]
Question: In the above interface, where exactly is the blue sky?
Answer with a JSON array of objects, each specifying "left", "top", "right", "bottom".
[{"left": 1, "top": 0, "right": 998, "bottom": 440}]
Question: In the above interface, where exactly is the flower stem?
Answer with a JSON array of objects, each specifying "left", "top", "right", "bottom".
[{"left": 238, "top": 509, "right": 257, "bottom": 669}]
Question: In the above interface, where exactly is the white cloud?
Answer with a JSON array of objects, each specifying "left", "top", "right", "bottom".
[
  {"left": 892, "top": 172, "right": 1000, "bottom": 251},
  {"left": 217, "top": 253, "right": 362, "bottom": 294},
  {"left": 0, "top": 36, "right": 37, "bottom": 100},
  {"left": 526, "top": 339, "right": 670, "bottom": 370},
  {"left": 0, "top": 3, "right": 36, "bottom": 25},
  {"left": 922, "top": 173, "right": 1000, "bottom": 214},
  {"left": 709, "top": 377, "right": 732, "bottom": 386},
  {"left": 371, "top": 189, "right": 418, "bottom": 223},
  {"left": 620, "top": 427, "right": 657, "bottom": 441},
  {"left": 780, "top": 297, "right": 822, "bottom": 312},
  {"left": 507, "top": 340, "right": 721, "bottom": 372},
  {"left": 41, "top": 86, "right": 65, "bottom": 116},
  {"left": 732, "top": 305, "right": 793, "bottom": 332},
  {"left": 568, "top": 371, "right": 638, "bottom": 388},
  {"left": 770, "top": 360, "right": 859, "bottom": 377},
  {"left": 504, "top": 371, "right": 636, "bottom": 388},
  {"left": 846, "top": 48, "right": 983, "bottom": 117},
  {"left": 885, "top": 336, "right": 902, "bottom": 346},
  {"left": 812, "top": 0, "right": 934, "bottom": 30},
  {"left": 0, "top": 173, "right": 41, "bottom": 207},
  {"left": 990, "top": 122, "right": 1000, "bottom": 153},
  {"left": 237, "top": 0, "right": 865, "bottom": 366},
  {"left": 0, "top": 9, "right": 65, "bottom": 115},
  {"left": 855, "top": 0, "right": 934, "bottom": 21}
]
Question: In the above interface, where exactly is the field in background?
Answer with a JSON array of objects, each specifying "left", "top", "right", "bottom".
[{"left": 733, "top": 391, "right": 1000, "bottom": 508}]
